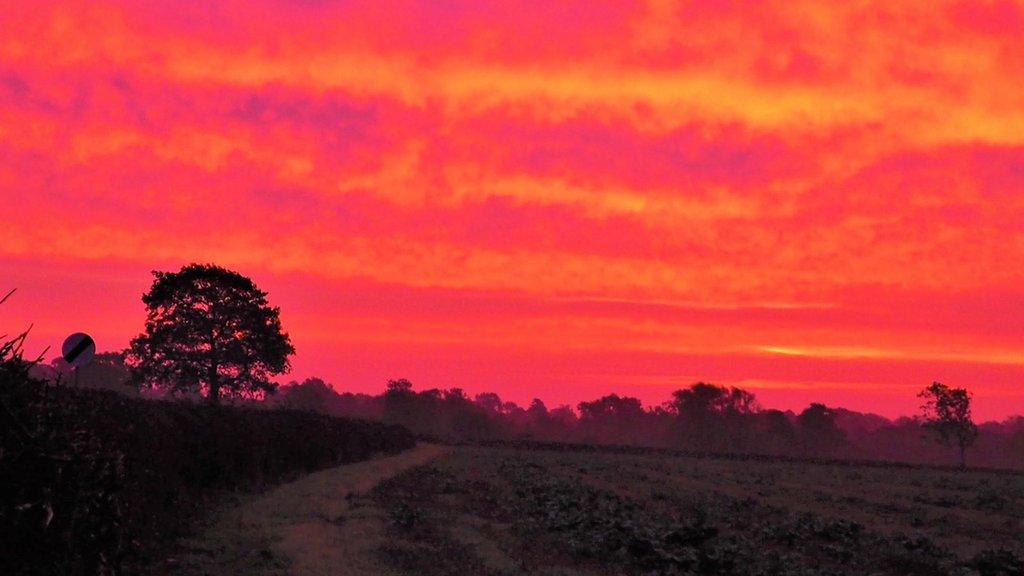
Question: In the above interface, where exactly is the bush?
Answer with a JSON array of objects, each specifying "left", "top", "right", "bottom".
[{"left": 0, "top": 366, "right": 415, "bottom": 576}]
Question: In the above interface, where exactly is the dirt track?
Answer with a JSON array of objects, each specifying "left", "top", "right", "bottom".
[{"left": 172, "top": 444, "right": 448, "bottom": 576}]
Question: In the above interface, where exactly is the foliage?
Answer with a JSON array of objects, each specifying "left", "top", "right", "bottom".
[
  {"left": 274, "top": 377, "right": 339, "bottom": 412},
  {"left": 31, "top": 352, "right": 136, "bottom": 395},
  {"left": 919, "top": 382, "right": 978, "bottom": 468},
  {"left": 573, "top": 394, "right": 651, "bottom": 446},
  {"left": 668, "top": 382, "right": 758, "bottom": 416},
  {"left": 579, "top": 394, "right": 646, "bottom": 421},
  {"left": 125, "top": 264, "right": 295, "bottom": 404},
  {"left": 797, "top": 403, "right": 847, "bottom": 455}
]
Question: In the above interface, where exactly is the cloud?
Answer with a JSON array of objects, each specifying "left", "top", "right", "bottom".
[{"left": 2, "top": 0, "right": 1024, "bottom": 417}]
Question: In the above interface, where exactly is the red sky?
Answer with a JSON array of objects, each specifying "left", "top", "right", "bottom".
[{"left": 2, "top": 0, "right": 1023, "bottom": 420}]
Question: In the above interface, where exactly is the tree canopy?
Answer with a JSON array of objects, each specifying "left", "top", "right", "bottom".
[{"left": 125, "top": 264, "right": 294, "bottom": 403}]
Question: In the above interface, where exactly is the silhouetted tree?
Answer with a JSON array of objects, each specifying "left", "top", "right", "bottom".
[
  {"left": 420, "top": 388, "right": 443, "bottom": 401},
  {"left": 578, "top": 394, "right": 647, "bottom": 444},
  {"left": 34, "top": 352, "right": 136, "bottom": 396},
  {"left": 335, "top": 391, "right": 382, "bottom": 419},
  {"left": 518, "top": 399, "right": 551, "bottom": 438},
  {"left": 378, "top": 380, "right": 506, "bottom": 439},
  {"left": 387, "top": 378, "right": 414, "bottom": 394},
  {"left": 670, "top": 382, "right": 725, "bottom": 415},
  {"left": 444, "top": 388, "right": 469, "bottom": 402},
  {"left": 667, "top": 382, "right": 759, "bottom": 451},
  {"left": 382, "top": 378, "right": 417, "bottom": 425},
  {"left": 475, "top": 392, "right": 505, "bottom": 415},
  {"left": 527, "top": 398, "right": 548, "bottom": 418},
  {"left": 1010, "top": 426, "right": 1024, "bottom": 465},
  {"left": 125, "top": 264, "right": 294, "bottom": 404},
  {"left": 275, "top": 377, "right": 339, "bottom": 413},
  {"left": 549, "top": 405, "right": 579, "bottom": 431},
  {"left": 445, "top": 388, "right": 500, "bottom": 439},
  {"left": 919, "top": 382, "right": 978, "bottom": 469},
  {"left": 797, "top": 403, "right": 846, "bottom": 455},
  {"left": 579, "top": 394, "right": 644, "bottom": 421},
  {"left": 755, "top": 409, "right": 798, "bottom": 454},
  {"left": 669, "top": 382, "right": 758, "bottom": 416}
]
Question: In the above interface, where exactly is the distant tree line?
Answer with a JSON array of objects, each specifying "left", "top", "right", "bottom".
[{"left": 263, "top": 376, "right": 1020, "bottom": 469}]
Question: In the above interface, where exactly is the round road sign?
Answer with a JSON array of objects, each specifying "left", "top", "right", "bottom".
[{"left": 62, "top": 333, "right": 96, "bottom": 368}]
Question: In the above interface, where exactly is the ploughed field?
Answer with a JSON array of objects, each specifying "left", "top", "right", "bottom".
[{"left": 365, "top": 445, "right": 1024, "bottom": 576}]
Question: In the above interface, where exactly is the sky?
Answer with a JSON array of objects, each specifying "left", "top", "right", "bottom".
[{"left": 1, "top": 0, "right": 1023, "bottom": 420}]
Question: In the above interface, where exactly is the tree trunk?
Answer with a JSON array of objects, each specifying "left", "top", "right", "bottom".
[
  {"left": 208, "top": 358, "right": 220, "bottom": 405},
  {"left": 207, "top": 328, "right": 221, "bottom": 404},
  {"left": 958, "top": 443, "right": 967, "bottom": 470}
]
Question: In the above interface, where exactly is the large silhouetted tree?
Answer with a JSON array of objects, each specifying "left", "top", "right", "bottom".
[
  {"left": 919, "top": 382, "right": 978, "bottom": 469},
  {"left": 125, "top": 264, "right": 294, "bottom": 404}
]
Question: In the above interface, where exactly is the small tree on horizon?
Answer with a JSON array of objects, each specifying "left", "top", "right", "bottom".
[
  {"left": 275, "top": 377, "right": 340, "bottom": 414},
  {"left": 125, "top": 264, "right": 295, "bottom": 404},
  {"left": 796, "top": 403, "right": 846, "bottom": 455},
  {"left": 919, "top": 381, "right": 978, "bottom": 469}
]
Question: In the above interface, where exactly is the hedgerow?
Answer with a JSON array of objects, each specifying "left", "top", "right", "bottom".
[{"left": 0, "top": 342, "right": 415, "bottom": 576}]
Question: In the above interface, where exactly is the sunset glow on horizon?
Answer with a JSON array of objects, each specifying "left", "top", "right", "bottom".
[{"left": 2, "top": 0, "right": 1023, "bottom": 420}]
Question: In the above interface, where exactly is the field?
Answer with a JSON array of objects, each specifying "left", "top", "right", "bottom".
[{"left": 362, "top": 445, "right": 1023, "bottom": 576}]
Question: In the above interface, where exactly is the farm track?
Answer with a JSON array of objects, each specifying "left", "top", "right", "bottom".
[{"left": 169, "top": 443, "right": 448, "bottom": 576}]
